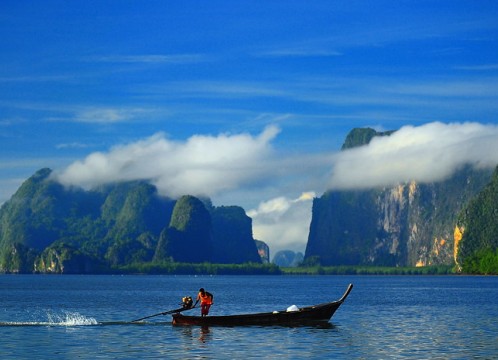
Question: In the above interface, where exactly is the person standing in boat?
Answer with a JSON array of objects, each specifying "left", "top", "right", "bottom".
[{"left": 194, "top": 288, "right": 213, "bottom": 316}]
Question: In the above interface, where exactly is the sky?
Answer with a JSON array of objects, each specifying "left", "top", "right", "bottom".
[{"left": 1, "top": 1, "right": 498, "bottom": 256}]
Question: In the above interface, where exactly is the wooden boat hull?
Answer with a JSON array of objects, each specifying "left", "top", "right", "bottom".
[{"left": 172, "top": 283, "right": 353, "bottom": 327}]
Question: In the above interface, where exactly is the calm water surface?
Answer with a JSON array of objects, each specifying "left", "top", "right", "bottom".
[{"left": 0, "top": 275, "right": 497, "bottom": 359}]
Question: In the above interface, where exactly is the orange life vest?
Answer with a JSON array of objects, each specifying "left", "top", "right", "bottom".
[{"left": 198, "top": 291, "right": 213, "bottom": 305}]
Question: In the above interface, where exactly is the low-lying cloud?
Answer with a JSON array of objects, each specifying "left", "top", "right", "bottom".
[
  {"left": 56, "top": 125, "right": 281, "bottom": 198},
  {"left": 329, "top": 121, "right": 498, "bottom": 190}
]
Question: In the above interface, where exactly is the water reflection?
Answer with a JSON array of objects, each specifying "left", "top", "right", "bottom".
[
  {"left": 179, "top": 325, "right": 212, "bottom": 344},
  {"left": 198, "top": 326, "right": 211, "bottom": 343}
]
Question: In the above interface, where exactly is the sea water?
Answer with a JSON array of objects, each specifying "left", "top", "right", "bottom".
[{"left": 1, "top": 275, "right": 497, "bottom": 359}]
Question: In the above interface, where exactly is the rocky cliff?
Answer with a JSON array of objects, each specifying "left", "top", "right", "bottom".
[
  {"left": 254, "top": 240, "right": 270, "bottom": 264},
  {"left": 305, "top": 128, "right": 493, "bottom": 267},
  {"left": 211, "top": 205, "right": 262, "bottom": 264}
]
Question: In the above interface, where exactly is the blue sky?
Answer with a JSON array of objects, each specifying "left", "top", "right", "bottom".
[{"left": 1, "top": 1, "right": 498, "bottom": 254}]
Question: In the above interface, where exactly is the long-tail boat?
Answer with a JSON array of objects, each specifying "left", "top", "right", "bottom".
[{"left": 172, "top": 283, "right": 353, "bottom": 326}]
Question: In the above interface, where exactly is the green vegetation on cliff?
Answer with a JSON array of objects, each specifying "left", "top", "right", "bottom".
[
  {"left": 155, "top": 195, "right": 213, "bottom": 263},
  {"left": 457, "top": 166, "right": 498, "bottom": 274}
]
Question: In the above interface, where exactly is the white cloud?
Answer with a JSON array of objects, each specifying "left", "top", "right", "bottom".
[
  {"left": 73, "top": 108, "right": 131, "bottom": 123},
  {"left": 385, "top": 77, "right": 498, "bottom": 98},
  {"left": 90, "top": 54, "right": 207, "bottom": 64},
  {"left": 455, "top": 64, "right": 498, "bottom": 71},
  {"left": 248, "top": 192, "right": 316, "bottom": 256},
  {"left": 329, "top": 122, "right": 498, "bottom": 190},
  {"left": 44, "top": 106, "right": 159, "bottom": 124},
  {"left": 141, "top": 80, "right": 288, "bottom": 100},
  {"left": 56, "top": 142, "right": 94, "bottom": 150},
  {"left": 55, "top": 125, "right": 281, "bottom": 198},
  {"left": 255, "top": 46, "right": 342, "bottom": 58}
]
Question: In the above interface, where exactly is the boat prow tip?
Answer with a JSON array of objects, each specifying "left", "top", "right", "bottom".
[{"left": 339, "top": 283, "right": 353, "bottom": 303}]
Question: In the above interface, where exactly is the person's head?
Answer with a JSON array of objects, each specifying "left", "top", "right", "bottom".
[{"left": 199, "top": 288, "right": 205, "bottom": 294}]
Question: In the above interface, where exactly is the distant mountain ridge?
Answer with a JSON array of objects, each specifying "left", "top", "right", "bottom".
[
  {"left": 272, "top": 250, "right": 304, "bottom": 267},
  {"left": 0, "top": 169, "right": 262, "bottom": 273}
]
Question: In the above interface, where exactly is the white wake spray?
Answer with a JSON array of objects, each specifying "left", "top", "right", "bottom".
[
  {"left": 46, "top": 310, "right": 98, "bottom": 326},
  {"left": 0, "top": 310, "right": 98, "bottom": 327}
]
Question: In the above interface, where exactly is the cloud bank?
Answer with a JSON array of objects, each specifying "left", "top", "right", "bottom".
[
  {"left": 329, "top": 122, "right": 498, "bottom": 190},
  {"left": 56, "top": 126, "right": 281, "bottom": 198}
]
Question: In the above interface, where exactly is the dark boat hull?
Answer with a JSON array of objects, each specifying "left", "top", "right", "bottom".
[{"left": 172, "top": 283, "right": 353, "bottom": 327}]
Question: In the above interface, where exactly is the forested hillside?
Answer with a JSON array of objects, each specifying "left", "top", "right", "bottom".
[
  {"left": 456, "top": 166, "right": 498, "bottom": 274},
  {"left": 0, "top": 169, "right": 263, "bottom": 273}
]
